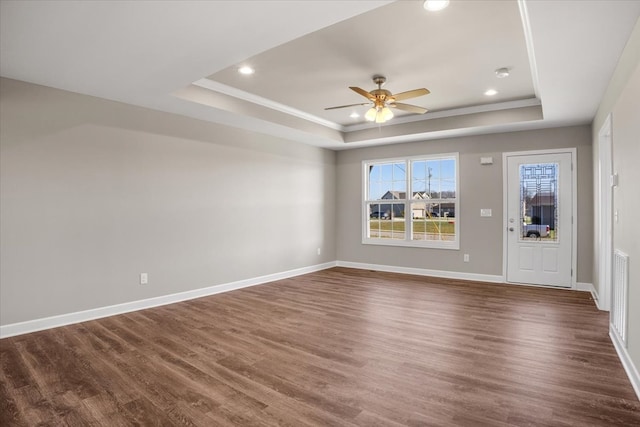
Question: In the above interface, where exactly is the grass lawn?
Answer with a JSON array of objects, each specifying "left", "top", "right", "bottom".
[{"left": 369, "top": 219, "right": 456, "bottom": 234}]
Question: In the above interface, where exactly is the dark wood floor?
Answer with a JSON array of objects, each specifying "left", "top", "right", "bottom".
[{"left": 1, "top": 267, "right": 639, "bottom": 426}]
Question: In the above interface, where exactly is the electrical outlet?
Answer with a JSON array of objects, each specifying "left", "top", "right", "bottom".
[
  {"left": 463, "top": 254, "right": 470, "bottom": 262},
  {"left": 140, "top": 273, "right": 148, "bottom": 285},
  {"left": 317, "top": 247, "right": 321, "bottom": 256}
]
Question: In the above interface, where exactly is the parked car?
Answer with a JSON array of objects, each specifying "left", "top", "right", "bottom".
[
  {"left": 523, "top": 224, "right": 550, "bottom": 238},
  {"left": 370, "top": 211, "right": 391, "bottom": 219}
]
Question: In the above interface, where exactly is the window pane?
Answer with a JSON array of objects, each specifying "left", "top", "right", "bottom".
[
  {"left": 441, "top": 179, "right": 456, "bottom": 199},
  {"left": 365, "top": 154, "right": 458, "bottom": 248},
  {"left": 519, "top": 163, "right": 558, "bottom": 241},
  {"left": 393, "top": 162, "right": 406, "bottom": 181},
  {"left": 369, "top": 164, "right": 381, "bottom": 181},
  {"left": 429, "top": 180, "right": 441, "bottom": 199},
  {"left": 413, "top": 160, "right": 430, "bottom": 196},
  {"left": 411, "top": 202, "right": 456, "bottom": 241},
  {"left": 368, "top": 161, "right": 406, "bottom": 200},
  {"left": 381, "top": 163, "right": 393, "bottom": 180},
  {"left": 411, "top": 201, "right": 440, "bottom": 219},
  {"left": 411, "top": 158, "right": 457, "bottom": 199},
  {"left": 412, "top": 161, "right": 426, "bottom": 179},
  {"left": 440, "top": 159, "right": 456, "bottom": 178},
  {"left": 368, "top": 202, "right": 405, "bottom": 240}
]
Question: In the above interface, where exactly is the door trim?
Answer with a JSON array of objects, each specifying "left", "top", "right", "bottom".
[
  {"left": 502, "top": 148, "right": 578, "bottom": 289},
  {"left": 597, "top": 115, "right": 612, "bottom": 311}
]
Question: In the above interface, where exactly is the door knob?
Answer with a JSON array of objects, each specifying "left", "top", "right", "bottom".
[{"left": 509, "top": 227, "right": 515, "bottom": 232}]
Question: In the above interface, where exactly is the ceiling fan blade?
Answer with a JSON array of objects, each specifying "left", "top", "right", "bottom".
[
  {"left": 391, "top": 88, "right": 430, "bottom": 101},
  {"left": 349, "top": 86, "right": 376, "bottom": 101},
  {"left": 391, "top": 103, "right": 428, "bottom": 114},
  {"left": 324, "top": 102, "right": 370, "bottom": 110}
]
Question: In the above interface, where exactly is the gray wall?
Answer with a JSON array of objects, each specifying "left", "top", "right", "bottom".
[
  {"left": 336, "top": 126, "right": 593, "bottom": 282},
  {"left": 592, "top": 18, "right": 640, "bottom": 383},
  {"left": 0, "top": 78, "right": 336, "bottom": 326}
]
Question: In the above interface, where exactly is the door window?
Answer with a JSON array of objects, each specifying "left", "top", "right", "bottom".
[{"left": 519, "top": 163, "right": 559, "bottom": 242}]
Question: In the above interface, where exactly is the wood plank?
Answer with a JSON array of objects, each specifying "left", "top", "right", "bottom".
[{"left": 1, "top": 267, "right": 639, "bottom": 425}]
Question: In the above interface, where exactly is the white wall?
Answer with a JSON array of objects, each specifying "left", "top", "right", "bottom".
[
  {"left": 336, "top": 126, "right": 593, "bottom": 282},
  {"left": 0, "top": 78, "right": 336, "bottom": 326},
  {"left": 612, "top": 61, "right": 640, "bottom": 372},
  {"left": 592, "top": 17, "right": 640, "bottom": 389}
]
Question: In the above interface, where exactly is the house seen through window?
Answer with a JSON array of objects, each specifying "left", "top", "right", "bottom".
[{"left": 364, "top": 154, "right": 459, "bottom": 249}]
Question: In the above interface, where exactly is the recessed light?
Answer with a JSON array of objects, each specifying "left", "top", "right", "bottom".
[
  {"left": 238, "top": 66, "right": 255, "bottom": 75},
  {"left": 423, "top": 0, "right": 450, "bottom": 11},
  {"left": 495, "top": 67, "right": 510, "bottom": 78},
  {"left": 484, "top": 89, "right": 498, "bottom": 96},
  {"left": 350, "top": 112, "right": 360, "bottom": 118}
]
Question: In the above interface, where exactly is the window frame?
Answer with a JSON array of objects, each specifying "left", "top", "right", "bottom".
[{"left": 362, "top": 153, "right": 460, "bottom": 250}]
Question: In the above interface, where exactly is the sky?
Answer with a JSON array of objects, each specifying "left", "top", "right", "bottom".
[{"left": 368, "top": 158, "right": 456, "bottom": 200}]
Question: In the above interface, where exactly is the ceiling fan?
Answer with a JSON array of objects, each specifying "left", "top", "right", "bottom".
[{"left": 325, "top": 75, "right": 430, "bottom": 123}]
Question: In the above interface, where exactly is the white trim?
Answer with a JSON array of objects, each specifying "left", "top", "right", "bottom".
[
  {"left": 610, "top": 326, "right": 640, "bottom": 401},
  {"left": 517, "top": 0, "right": 541, "bottom": 99},
  {"left": 192, "top": 78, "right": 344, "bottom": 131},
  {"left": 577, "top": 282, "right": 600, "bottom": 309},
  {"left": 0, "top": 262, "right": 337, "bottom": 339},
  {"left": 359, "top": 239, "right": 460, "bottom": 250},
  {"left": 362, "top": 153, "right": 460, "bottom": 250},
  {"left": 502, "top": 153, "right": 510, "bottom": 282},
  {"left": 344, "top": 98, "right": 541, "bottom": 132},
  {"left": 502, "top": 148, "right": 578, "bottom": 289},
  {"left": 597, "top": 114, "right": 613, "bottom": 311},
  {"left": 338, "top": 263, "right": 604, "bottom": 303},
  {"left": 336, "top": 261, "right": 504, "bottom": 283},
  {"left": 193, "top": 78, "right": 541, "bottom": 135}
]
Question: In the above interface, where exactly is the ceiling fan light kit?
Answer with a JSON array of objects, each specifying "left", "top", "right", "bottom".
[
  {"left": 381, "top": 106, "right": 394, "bottom": 121},
  {"left": 365, "top": 106, "right": 394, "bottom": 123},
  {"left": 364, "top": 107, "right": 377, "bottom": 122}
]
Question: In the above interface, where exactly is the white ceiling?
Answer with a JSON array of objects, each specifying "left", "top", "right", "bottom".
[
  {"left": 206, "top": 0, "right": 534, "bottom": 126},
  {"left": 1, "top": 0, "right": 639, "bottom": 150}
]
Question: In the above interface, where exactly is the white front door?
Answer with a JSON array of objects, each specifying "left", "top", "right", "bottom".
[{"left": 506, "top": 152, "right": 573, "bottom": 287}]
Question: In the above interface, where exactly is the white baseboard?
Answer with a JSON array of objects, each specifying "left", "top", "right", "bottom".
[
  {"left": 576, "top": 282, "right": 601, "bottom": 309},
  {"left": 610, "top": 326, "right": 640, "bottom": 401},
  {"left": 335, "top": 260, "right": 504, "bottom": 283},
  {"left": 0, "top": 261, "right": 337, "bottom": 339},
  {"left": 0, "top": 262, "right": 608, "bottom": 339}
]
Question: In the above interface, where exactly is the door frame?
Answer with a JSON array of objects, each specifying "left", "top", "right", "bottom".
[
  {"left": 597, "top": 114, "right": 613, "bottom": 311},
  {"left": 502, "top": 148, "right": 578, "bottom": 289}
]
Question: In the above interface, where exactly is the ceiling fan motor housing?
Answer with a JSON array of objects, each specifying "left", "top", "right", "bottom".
[{"left": 372, "top": 75, "right": 387, "bottom": 86}]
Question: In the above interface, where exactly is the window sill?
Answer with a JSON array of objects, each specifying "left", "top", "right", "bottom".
[{"left": 362, "top": 239, "right": 460, "bottom": 250}]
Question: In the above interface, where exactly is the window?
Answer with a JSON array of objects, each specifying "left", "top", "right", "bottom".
[{"left": 363, "top": 153, "right": 459, "bottom": 249}]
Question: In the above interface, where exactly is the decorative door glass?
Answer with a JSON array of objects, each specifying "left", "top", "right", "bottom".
[{"left": 519, "top": 163, "right": 558, "bottom": 241}]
